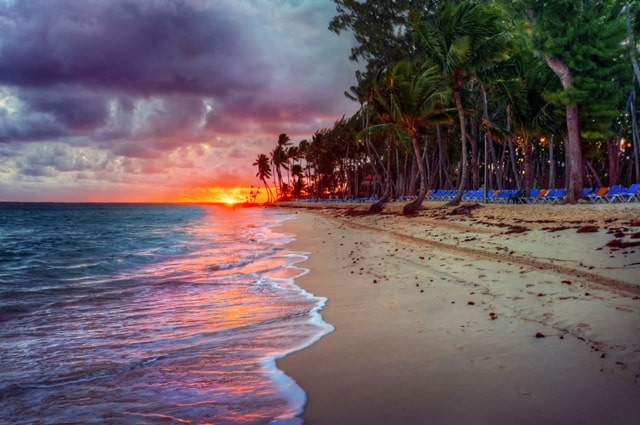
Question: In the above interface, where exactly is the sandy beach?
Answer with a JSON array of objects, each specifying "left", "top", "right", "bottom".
[{"left": 277, "top": 201, "right": 640, "bottom": 425}]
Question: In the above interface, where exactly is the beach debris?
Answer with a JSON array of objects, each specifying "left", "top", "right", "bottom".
[
  {"left": 504, "top": 225, "right": 529, "bottom": 234},
  {"left": 467, "top": 301, "right": 475, "bottom": 306},
  {"left": 448, "top": 203, "right": 481, "bottom": 216},
  {"left": 535, "top": 332, "right": 545, "bottom": 338},
  {"left": 402, "top": 199, "right": 422, "bottom": 215},
  {"left": 561, "top": 280, "right": 572, "bottom": 285},
  {"left": 543, "top": 226, "right": 570, "bottom": 232},
  {"left": 369, "top": 200, "right": 386, "bottom": 213},
  {"left": 489, "top": 312, "right": 497, "bottom": 320},
  {"left": 606, "top": 239, "right": 640, "bottom": 249},
  {"left": 576, "top": 225, "right": 599, "bottom": 233}
]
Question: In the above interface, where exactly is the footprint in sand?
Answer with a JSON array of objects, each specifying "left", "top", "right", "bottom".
[
  {"left": 516, "top": 390, "right": 535, "bottom": 400},
  {"left": 615, "top": 305, "right": 634, "bottom": 313}
]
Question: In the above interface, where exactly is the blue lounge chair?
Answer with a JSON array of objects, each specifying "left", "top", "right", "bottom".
[
  {"left": 543, "top": 188, "right": 566, "bottom": 204},
  {"left": 611, "top": 183, "right": 640, "bottom": 203},
  {"left": 600, "top": 185, "right": 625, "bottom": 203},
  {"left": 587, "top": 187, "right": 609, "bottom": 203},
  {"left": 524, "top": 188, "right": 542, "bottom": 204}
]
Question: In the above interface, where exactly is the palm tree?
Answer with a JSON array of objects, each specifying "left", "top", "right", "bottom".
[
  {"left": 291, "top": 163, "right": 305, "bottom": 198},
  {"left": 270, "top": 133, "right": 292, "bottom": 200},
  {"left": 253, "top": 153, "right": 275, "bottom": 204},
  {"left": 414, "top": 1, "right": 512, "bottom": 206},
  {"left": 362, "top": 60, "right": 452, "bottom": 213}
]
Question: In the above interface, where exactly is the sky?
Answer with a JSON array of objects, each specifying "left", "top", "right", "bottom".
[{"left": 0, "top": 0, "right": 360, "bottom": 202}]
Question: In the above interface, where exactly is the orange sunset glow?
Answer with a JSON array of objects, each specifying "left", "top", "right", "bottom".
[{"left": 176, "top": 186, "right": 269, "bottom": 204}]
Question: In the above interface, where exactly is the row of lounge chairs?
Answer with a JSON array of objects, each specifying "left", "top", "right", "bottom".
[
  {"left": 299, "top": 183, "right": 640, "bottom": 204},
  {"left": 426, "top": 183, "right": 640, "bottom": 204}
]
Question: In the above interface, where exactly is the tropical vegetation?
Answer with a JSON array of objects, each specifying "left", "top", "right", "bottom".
[{"left": 252, "top": 0, "right": 640, "bottom": 210}]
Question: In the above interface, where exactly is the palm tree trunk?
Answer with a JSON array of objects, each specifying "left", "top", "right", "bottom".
[
  {"left": 469, "top": 117, "right": 479, "bottom": 189},
  {"left": 481, "top": 82, "right": 503, "bottom": 190},
  {"left": 548, "top": 135, "right": 556, "bottom": 189},
  {"left": 628, "top": 89, "right": 640, "bottom": 182},
  {"left": 403, "top": 134, "right": 428, "bottom": 214},
  {"left": 607, "top": 139, "right": 620, "bottom": 186},
  {"left": 523, "top": 138, "right": 533, "bottom": 191},
  {"left": 447, "top": 90, "right": 468, "bottom": 206},
  {"left": 545, "top": 56, "right": 583, "bottom": 203}
]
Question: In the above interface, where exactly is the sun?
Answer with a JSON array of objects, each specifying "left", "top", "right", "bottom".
[
  {"left": 175, "top": 186, "right": 267, "bottom": 204},
  {"left": 220, "top": 194, "right": 241, "bottom": 206}
]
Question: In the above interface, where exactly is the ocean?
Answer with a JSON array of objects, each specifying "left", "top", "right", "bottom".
[{"left": 0, "top": 203, "right": 332, "bottom": 425}]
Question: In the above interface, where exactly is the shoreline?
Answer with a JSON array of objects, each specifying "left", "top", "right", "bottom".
[{"left": 277, "top": 202, "right": 640, "bottom": 425}]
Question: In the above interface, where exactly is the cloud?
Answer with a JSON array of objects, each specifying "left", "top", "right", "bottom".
[
  {"left": 0, "top": 0, "right": 268, "bottom": 95},
  {"left": 0, "top": 0, "right": 359, "bottom": 201}
]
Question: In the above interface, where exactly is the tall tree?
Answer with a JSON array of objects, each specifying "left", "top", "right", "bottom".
[
  {"left": 270, "top": 133, "right": 292, "bottom": 200},
  {"left": 414, "top": 0, "right": 512, "bottom": 206},
  {"left": 362, "top": 60, "right": 452, "bottom": 213},
  {"left": 253, "top": 153, "right": 275, "bottom": 204},
  {"left": 521, "top": 0, "right": 628, "bottom": 202}
]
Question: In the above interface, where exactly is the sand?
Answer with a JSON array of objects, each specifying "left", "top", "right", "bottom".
[{"left": 276, "top": 201, "right": 640, "bottom": 425}]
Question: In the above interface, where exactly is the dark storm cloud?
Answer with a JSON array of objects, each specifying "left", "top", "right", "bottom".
[
  {"left": 0, "top": 0, "right": 268, "bottom": 96},
  {"left": 0, "top": 0, "right": 358, "bottom": 146},
  {"left": 0, "top": 105, "right": 67, "bottom": 142},
  {"left": 23, "top": 89, "right": 109, "bottom": 130}
]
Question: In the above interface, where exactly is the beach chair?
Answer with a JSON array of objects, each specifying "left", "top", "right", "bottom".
[
  {"left": 494, "top": 189, "right": 515, "bottom": 203},
  {"left": 524, "top": 188, "right": 541, "bottom": 204},
  {"left": 507, "top": 189, "right": 525, "bottom": 204},
  {"left": 600, "top": 185, "right": 625, "bottom": 203},
  {"left": 553, "top": 188, "right": 567, "bottom": 204},
  {"left": 484, "top": 190, "right": 499, "bottom": 203},
  {"left": 531, "top": 188, "right": 549, "bottom": 204},
  {"left": 463, "top": 189, "right": 482, "bottom": 201},
  {"left": 542, "top": 188, "right": 566, "bottom": 204},
  {"left": 428, "top": 189, "right": 445, "bottom": 200},
  {"left": 583, "top": 188, "right": 595, "bottom": 198},
  {"left": 610, "top": 183, "right": 640, "bottom": 203},
  {"left": 587, "top": 187, "right": 609, "bottom": 203},
  {"left": 536, "top": 188, "right": 552, "bottom": 203}
]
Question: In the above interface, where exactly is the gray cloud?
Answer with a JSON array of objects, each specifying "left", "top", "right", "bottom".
[{"left": 0, "top": 0, "right": 268, "bottom": 96}]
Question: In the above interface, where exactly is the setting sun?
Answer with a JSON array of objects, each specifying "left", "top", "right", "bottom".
[
  {"left": 175, "top": 186, "right": 268, "bottom": 204},
  {"left": 220, "top": 194, "right": 241, "bottom": 205}
]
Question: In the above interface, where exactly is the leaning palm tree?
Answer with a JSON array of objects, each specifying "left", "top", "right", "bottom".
[
  {"left": 414, "top": 1, "right": 511, "bottom": 206},
  {"left": 361, "top": 60, "right": 453, "bottom": 214},
  {"left": 270, "top": 133, "right": 292, "bottom": 200},
  {"left": 253, "top": 153, "right": 275, "bottom": 204}
]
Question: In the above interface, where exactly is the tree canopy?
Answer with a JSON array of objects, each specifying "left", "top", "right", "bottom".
[{"left": 250, "top": 0, "right": 640, "bottom": 208}]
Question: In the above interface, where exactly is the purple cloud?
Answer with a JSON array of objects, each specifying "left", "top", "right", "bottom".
[{"left": 0, "top": 0, "right": 359, "bottom": 201}]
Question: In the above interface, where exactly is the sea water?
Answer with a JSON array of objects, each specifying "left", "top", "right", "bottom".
[{"left": 0, "top": 203, "right": 332, "bottom": 424}]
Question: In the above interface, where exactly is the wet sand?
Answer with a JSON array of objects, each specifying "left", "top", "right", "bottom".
[{"left": 277, "top": 201, "right": 640, "bottom": 425}]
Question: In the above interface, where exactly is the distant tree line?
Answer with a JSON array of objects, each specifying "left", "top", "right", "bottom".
[{"left": 253, "top": 0, "right": 640, "bottom": 209}]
